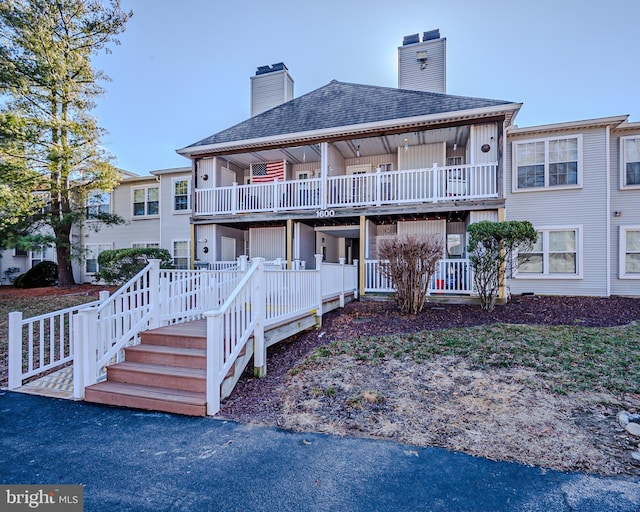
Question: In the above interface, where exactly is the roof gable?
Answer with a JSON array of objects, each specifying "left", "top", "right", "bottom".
[{"left": 185, "top": 80, "right": 515, "bottom": 149}]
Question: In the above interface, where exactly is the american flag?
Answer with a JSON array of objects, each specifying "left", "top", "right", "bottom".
[{"left": 252, "top": 161, "right": 285, "bottom": 183}]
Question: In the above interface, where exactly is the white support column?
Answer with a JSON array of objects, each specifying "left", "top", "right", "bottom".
[
  {"left": 339, "top": 257, "right": 346, "bottom": 308},
  {"left": 432, "top": 163, "right": 439, "bottom": 202},
  {"left": 205, "top": 311, "right": 223, "bottom": 416},
  {"left": 320, "top": 143, "right": 328, "bottom": 210},
  {"left": 8, "top": 311, "right": 23, "bottom": 390},
  {"left": 147, "top": 259, "right": 161, "bottom": 328},
  {"left": 252, "top": 258, "right": 266, "bottom": 378},
  {"left": 375, "top": 167, "right": 382, "bottom": 206},
  {"left": 272, "top": 179, "right": 279, "bottom": 212},
  {"left": 315, "top": 254, "right": 323, "bottom": 327},
  {"left": 353, "top": 259, "right": 359, "bottom": 299}
]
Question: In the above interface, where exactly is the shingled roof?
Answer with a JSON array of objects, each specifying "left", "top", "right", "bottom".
[{"left": 185, "top": 80, "right": 516, "bottom": 149}]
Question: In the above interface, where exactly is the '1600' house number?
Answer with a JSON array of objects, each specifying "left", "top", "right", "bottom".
[{"left": 316, "top": 209, "right": 335, "bottom": 218}]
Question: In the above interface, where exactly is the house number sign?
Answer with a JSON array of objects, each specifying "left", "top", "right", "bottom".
[{"left": 316, "top": 209, "right": 336, "bottom": 218}]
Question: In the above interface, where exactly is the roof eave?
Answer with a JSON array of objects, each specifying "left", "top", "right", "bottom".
[
  {"left": 177, "top": 103, "right": 523, "bottom": 158},
  {"left": 508, "top": 115, "right": 630, "bottom": 136}
]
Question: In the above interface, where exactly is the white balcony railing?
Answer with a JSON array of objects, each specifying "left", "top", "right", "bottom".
[
  {"left": 364, "top": 258, "right": 475, "bottom": 295},
  {"left": 194, "top": 163, "right": 497, "bottom": 216}
]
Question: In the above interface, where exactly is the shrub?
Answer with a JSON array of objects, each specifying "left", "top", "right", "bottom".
[
  {"left": 378, "top": 234, "right": 444, "bottom": 315},
  {"left": 467, "top": 220, "right": 537, "bottom": 311},
  {"left": 94, "top": 247, "right": 173, "bottom": 285},
  {"left": 13, "top": 261, "right": 58, "bottom": 288}
]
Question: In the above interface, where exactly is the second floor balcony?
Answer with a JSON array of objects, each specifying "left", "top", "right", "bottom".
[{"left": 194, "top": 162, "right": 498, "bottom": 217}]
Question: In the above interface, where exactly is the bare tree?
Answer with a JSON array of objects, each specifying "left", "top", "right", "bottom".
[{"left": 378, "top": 234, "right": 444, "bottom": 315}]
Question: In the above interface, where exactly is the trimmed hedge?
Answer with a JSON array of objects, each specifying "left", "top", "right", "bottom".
[
  {"left": 94, "top": 247, "right": 173, "bottom": 285},
  {"left": 13, "top": 261, "right": 58, "bottom": 288}
]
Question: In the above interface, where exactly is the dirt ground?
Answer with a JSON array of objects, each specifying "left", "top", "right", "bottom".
[{"left": 219, "top": 296, "right": 640, "bottom": 477}]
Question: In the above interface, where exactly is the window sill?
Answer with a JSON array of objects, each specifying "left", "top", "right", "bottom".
[
  {"left": 511, "top": 184, "right": 582, "bottom": 194},
  {"left": 132, "top": 215, "right": 160, "bottom": 220},
  {"left": 620, "top": 184, "right": 640, "bottom": 191},
  {"left": 172, "top": 209, "right": 192, "bottom": 215},
  {"left": 513, "top": 274, "right": 582, "bottom": 280},
  {"left": 619, "top": 274, "right": 640, "bottom": 279}
]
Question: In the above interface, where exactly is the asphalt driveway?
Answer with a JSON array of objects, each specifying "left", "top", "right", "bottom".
[{"left": 1, "top": 391, "right": 639, "bottom": 511}]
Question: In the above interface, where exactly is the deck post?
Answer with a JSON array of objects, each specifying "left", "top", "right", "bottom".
[
  {"left": 147, "top": 259, "right": 162, "bottom": 328},
  {"left": 252, "top": 258, "right": 266, "bottom": 378},
  {"left": 8, "top": 311, "right": 23, "bottom": 390},
  {"left": 72, "top": 312, "right": 84, "bottom": 399},
  {"left": 353, "top": 260, "right": 359, "bottom": 299},
  {"left": 238, "top": 255, "right": 248, "bottom": 271},
  {"left": 339, "top": 258, "right": 346, "bottom": 308},
  {"left": 315, "top": 254, "right": 323, "bottom": 328},
  {"left": 231, "top": 182, "right": 238, "bottom": 215},
  {"left": 205, "top": 311, "right": 223, "bottom": 416},
  {"left": 431, "top": 163, "right": 439, "bottom": 202}
]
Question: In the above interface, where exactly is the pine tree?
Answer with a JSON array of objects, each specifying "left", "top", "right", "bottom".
[{"left": 0, "top": 0, "right": 132, "bottom": 286}]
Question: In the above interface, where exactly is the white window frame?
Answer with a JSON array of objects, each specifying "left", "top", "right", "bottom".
[
  {"left": 619, "top": 226, "right": 640, "bottom": 279},
  {"left": 514, "top": 225, "right": 583, "bottom": 279},
  {"left": 132, "top": 242, "right": 160, "bottom": 249},
  {"left": 512, "top": 135, "right": 583, "bottom": 192},
  {"left": 620, "top": 136, "right": 640, "bottom": 190},
  {"left": 172, "top": 239, "right": 190, "bottom": 269},
  {"left": 84, "top": 243, "right": 112, "bottom": 275},
  {"left": 172, "top": 177, "right": 191, "bottom": 213},
  {"left": 86, "top": 190, "right": 111, "bottom": 219},
  {"left": 30, "top": 246, "right": 56, "bottom": 268},
  {"left": 132, "top": 185, "right": 159, "bottom": 218}
]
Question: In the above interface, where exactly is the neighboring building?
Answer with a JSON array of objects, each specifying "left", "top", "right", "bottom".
[{"left": 0, "top": 167, "right": 191, "bottom": 285}]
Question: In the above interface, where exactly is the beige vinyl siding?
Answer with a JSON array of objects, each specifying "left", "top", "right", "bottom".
[
  {"left": 398, "top": 142, "right": 445, "bottom": 170},
  {"left": 468, "top": 210, "right": 498, "bottom": 224},
  {"left": 471, "top": 123, "right": 498, "bottom": 164},
  {"left": 158, "top": 170, "right": 192, "bottom": 253},
  {"left": 506, "top": 128, "right": 609, "bottom": 296},
  {"left": 294, "top": 222, "right": 316, "bottom": 269},
  {"left": 610, "top": 129, "right": 640, "bottom": 296},
  {"left": 250, "top": 70, "right": 293, "bottom": 117},
  {"left": 344, "top": 153, "right": 397, "bottom": 171},
  {"left": 249, "top": 226, "right": 285, "bottom": 260},
  {"left": 398, "top": 37, "right": 446, "bottom": 93}
]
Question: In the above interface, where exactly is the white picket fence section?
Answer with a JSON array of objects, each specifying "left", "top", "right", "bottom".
[
  {"left": 195, "top": 163, "right": 498, "bottom": 216},
  {"left": 364, "top": 258, "right": 475, "bottom": 294},
  {"left": 7, "top": 299, "right": 101, "bottom": 390}
]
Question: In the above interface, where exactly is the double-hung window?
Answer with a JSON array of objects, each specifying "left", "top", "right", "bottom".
[
  {"left": 621, "top": 136, "right": 640, "bottom": 188},
  {"left": 132, "top": 242, "right": 160, "bottom": 249},
  {"left": 85, "top": 243, "right": 111, "bottom": 274},
  {"left": 31, "top": 246, "right": 56, "bottom": 267},
  {"left": 619, "top": 226, "right": 640, "bottom": 278},
  {"left": 513, "top": 136, "right": 581, "bottom": 191},
  {"left": 517, "top": 227, "right": 582, "bottom": 278},
  {"left": 173, "top": 178, "right": 191, "bottom": 212},
  {"left": 86, "top": 191, "right": 111, "bottom": 218},
  {"left": 133, "top": 186, "right": 159, "bottom": 217},
  {"left": 172, "top": 240, "right": 190, "bottom": 269}
]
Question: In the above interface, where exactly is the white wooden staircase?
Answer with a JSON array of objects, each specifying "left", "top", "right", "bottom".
[{"left": 84, "top": 320, "right": 252, "bottom": 416}]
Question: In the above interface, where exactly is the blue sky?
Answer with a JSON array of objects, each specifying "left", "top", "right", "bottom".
[{"left": 93, "top": 0, "right": 640, "bottom": 175}]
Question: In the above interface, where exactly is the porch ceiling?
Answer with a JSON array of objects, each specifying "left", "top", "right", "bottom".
[{"left": 220, "top": 125, "right": 471, "bottom": 168}]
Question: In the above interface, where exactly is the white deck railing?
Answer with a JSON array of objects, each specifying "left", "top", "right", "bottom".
[
  {"left": 364, "top": 258, "right": 475, "bottom": 294},
  {"left": 195, "top": 163, "right": 497, "bottom": 216},
  {"left": 8, "top": 298, "right": 101, "bottom": 390}
]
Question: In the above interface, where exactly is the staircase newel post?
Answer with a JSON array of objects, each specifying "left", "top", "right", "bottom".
[
  {"left": 8, "top": 311, "right": 22, "bottom": 390},
  {"left": 315, "top": 254, "right": 323, "bottom": 328},
  {"left": 147, "top": 259, "right": 162, "bottom": 329},
  {"left": 81, "top": 308, "right": 99, "bottom": 388},
  {"left": 205, "top": 310, "right": 223, "bottom": 416},
  {"left": 353, "top": 259, "right": 359, "bottom": 299},
  {"left": 252, "top": 258, "right": 266, "bottom": 378},
  {"left": 72, "top": 312, "right": 84, "bottom": 399},
  {"left": 238, "top": 255, "right": 248, "bottom": 271}
]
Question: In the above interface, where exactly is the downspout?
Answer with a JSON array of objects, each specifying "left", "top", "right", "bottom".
[{"left": 605, "top": 126, "right": 611, "bottom": 296}]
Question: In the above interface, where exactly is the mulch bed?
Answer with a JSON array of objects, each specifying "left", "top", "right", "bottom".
[{"left": 219, "top": 295, "right": 640, "bottom": 421}]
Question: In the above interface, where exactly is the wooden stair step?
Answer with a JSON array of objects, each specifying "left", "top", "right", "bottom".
[
  {"left": 125, "top": 344, "right": 206, "bottom": 369},
  {"left": 107, "top": 361, "right": 206, "bottom": 392},
  {"left": 141, "top": 320, "right": 207, "bottom": 349},
  {"left": 85, "top": 381, "right": 206, "bottom": 416}
]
